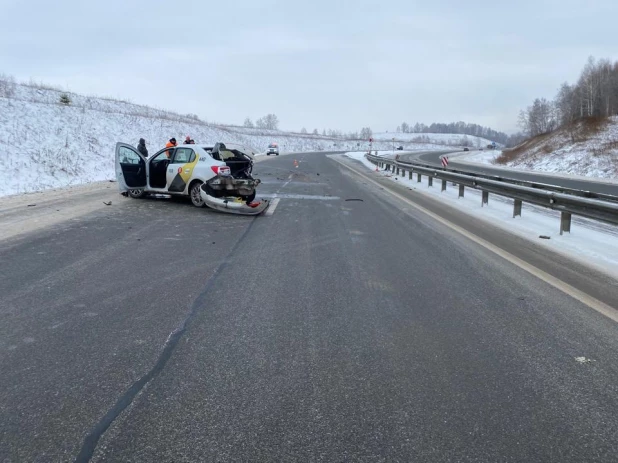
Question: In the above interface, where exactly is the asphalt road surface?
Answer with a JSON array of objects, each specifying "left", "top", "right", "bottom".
[
  {"left": 401, "top": 150, "right": 618, "bottom": 196},
  {"left": 2, "top": 152, "right": 618, "bottom": 462}
]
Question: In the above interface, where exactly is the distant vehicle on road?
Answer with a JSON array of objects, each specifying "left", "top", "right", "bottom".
[
  {"left": 396, "top": 146, "right": 404, "bottom": 150},
  {"left": 266, "top": 143, "right": 279, "bottom": 156},
  {"left": 463, "top": 147, "right": 470, "bottom": 151}
]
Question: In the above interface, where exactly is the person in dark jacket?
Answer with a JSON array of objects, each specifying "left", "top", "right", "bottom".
[{"left": 137, "top": 138, "right": 148, "bottom": 157}]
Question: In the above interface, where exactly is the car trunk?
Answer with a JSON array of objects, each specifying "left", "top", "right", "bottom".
[{"left": 209, "top": 143, "right": 254, "bottom": 179}]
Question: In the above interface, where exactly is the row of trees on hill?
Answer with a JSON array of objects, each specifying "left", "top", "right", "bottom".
[
  {"left": 243, "top": 114, "right": 280, "bottom": 130},
  {"left": 394, "top": 121, "right": 510, "bottom": 145},
  {"left": 519, "top": 56, "right": 618, "bottom": 137}
]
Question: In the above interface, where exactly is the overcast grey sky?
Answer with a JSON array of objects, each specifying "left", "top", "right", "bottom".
[{"left": 1, "top": 0, "right": 616, "bottom": 133}]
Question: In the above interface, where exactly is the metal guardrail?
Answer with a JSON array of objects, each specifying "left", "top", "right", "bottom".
[
  {"left": 366, "top": 153, "right": 618, "bottom": 234},
  {"left": 397, "top": 154, "right": 618, "bottom": 203}
]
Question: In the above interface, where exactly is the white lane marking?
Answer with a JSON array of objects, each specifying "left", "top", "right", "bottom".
[
  {"left": 281, "top": 175, "right": 293, "bottom": 189},
  {"left": 331, "top": 156, "right": 618, "bottom": 323},
  {"left": 264, "top": 198, "right": 280, "bottom": 216},
  {"left": 260, "top": 194, "right": 339, "bottom": 200}
]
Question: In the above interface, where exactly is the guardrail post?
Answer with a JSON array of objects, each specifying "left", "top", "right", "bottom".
[
  {"left": 396, "top": 167, "right": 400, "bottom": 175},
  {"left": 441, "top": 179, "right": 447, "bottom": 192},
  {"left": 417, "top": 173, "right": 422, "bottom": 183},
  {"left": 482, "top": 191, "right": 489, "bottom": 207},
  {"left": 408, "top": 170, "right": 412, "bottom": 180},
  {"left": 560, "top": 212, "right": 571, "bottom": 235},
  {"left": 458, "top": 184, "right": 464, "bottom": 198},
  {"left": 401, "top": 169, "right": 405, "bottom": 177},
  {"left": 513, "top": 199, "right": 522, "bottom": 218},
  {"left": 428, "top": 176, "right": 433, "bottom": 187}
]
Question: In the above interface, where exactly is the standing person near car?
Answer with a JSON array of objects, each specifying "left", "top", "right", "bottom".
[
  {"left": 165, "top": 137, "right": 177, "bottom": 158},
  {"left": 184, "top": 135, "right": 192, "bottom": 145},
  {"left": 137, "top": 138, "right": 148, "bottom": 157}
]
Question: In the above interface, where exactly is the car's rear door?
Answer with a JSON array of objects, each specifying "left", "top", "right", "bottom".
[
  {"left": 115, "top": 142, "right": 147, "bottom": 190},
  {"left": 166, "top": 147, "right": 197, "bottom": 193}
]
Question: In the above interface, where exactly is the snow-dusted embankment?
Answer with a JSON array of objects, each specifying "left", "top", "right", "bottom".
[
  {"left": 455, "top": 118, "right": 618, "bottom": 180},
  {"left": 0, "top": 83, "right": 442, "bottom": 197}
]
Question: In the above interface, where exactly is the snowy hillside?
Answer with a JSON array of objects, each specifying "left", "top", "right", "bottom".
[
  {"left": 372, "top": 132, "right": 496, "bottom": 148},
  {"left": 0, "top": 81, "right": 460, "bottom": 197},
  {"left": 460, "top": 117, "right": 618, "bottom": 180}
]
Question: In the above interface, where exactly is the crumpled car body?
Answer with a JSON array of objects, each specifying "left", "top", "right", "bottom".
[{"left": 115, "top": 141, "right": 268, "bottom": 214}]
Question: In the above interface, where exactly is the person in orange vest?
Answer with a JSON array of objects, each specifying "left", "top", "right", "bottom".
[{"left": 165, "top": 138, "right": 177, "bottom": 158}]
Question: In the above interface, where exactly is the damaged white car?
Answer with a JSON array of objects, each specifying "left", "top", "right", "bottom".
[{"left": 115, "top": 142, "right": 269, "bottom": 215}]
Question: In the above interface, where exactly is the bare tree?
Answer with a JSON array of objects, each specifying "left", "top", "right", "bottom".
[
  {"left": 264, "top": 114, "right": 279, "bottom": 130},
  {"left": 360, "top": 127, "right": 373, "bottom": 139},
  {"left": 300, "top": 127, "right": 307, "bottom": 134},
  {"left": 401, "top": 122, "right": 409, "bottom": 133},
  {"left": 518, "top": 98, "right": 556, "bottom": 136},
  {"left": 255, "top": 117, "right": 266, "bottom": 129},
  {"left": 243, "top": 117, "right": 254, "bottom": 128},
  {"left": 0, "top": 73, "right": 16, "bottom": 97},
  {"left": 313, "top": 128, "right": 318, "bottom": 135}
]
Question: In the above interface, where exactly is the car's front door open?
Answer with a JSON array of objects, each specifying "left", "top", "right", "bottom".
[{"left": 115, "top": 143, "right": 147, "bottom": 190}]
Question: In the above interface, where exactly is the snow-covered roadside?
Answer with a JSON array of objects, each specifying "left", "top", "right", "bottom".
[
  {"left": 344, "top": 151, "right": 618, "bottom": 278},
  {"left": 453, "top": 150, "right": 618, "bottom": 185},
  {"left": 454, "top": 149, "right": 502, "bottom": 164},
  {"left": 0, "top": 82, "right": 462, "bottom": 197},
  {"left": 453, "top": 118, "right": 618, "bottom": 180}
]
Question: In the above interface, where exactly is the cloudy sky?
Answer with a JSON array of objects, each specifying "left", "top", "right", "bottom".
[{"left": 1, "top": 0, "right": 616, "bottom": 134}]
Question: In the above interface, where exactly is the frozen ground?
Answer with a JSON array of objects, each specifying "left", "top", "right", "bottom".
[
  {"left": 345, "top": 151, "right": 618, "bottom": 278},
  {"left": 0, "top": 82, "right": 459, "bottom": 197},
  {"left": 456, "top": 118, "right": 618, "bottom": 180}
]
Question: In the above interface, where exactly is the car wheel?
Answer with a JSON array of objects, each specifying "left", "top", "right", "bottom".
[
  {"left": 267, "top": 153, "right": 270, "bottom": 156},
  {"left": 128, "top": 189, "right": 146, "bottom": 199},
  {"left": 276, "top": 153, "right": 279, "bottom": 156},
  {"left": 190, "top": 181, "right": 205, "bottom": 207}
]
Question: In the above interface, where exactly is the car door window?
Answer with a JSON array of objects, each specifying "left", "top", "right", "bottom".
[
  {"left": 119, "top": 146, "right": 141, "bottom": 164},
  {"left": 172, "top": 148, "right": 193, "bottom": 164}
]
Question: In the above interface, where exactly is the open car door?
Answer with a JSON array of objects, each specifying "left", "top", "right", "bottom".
[{"left": 115, "top": 142, "right": 147, "bottom": 192}]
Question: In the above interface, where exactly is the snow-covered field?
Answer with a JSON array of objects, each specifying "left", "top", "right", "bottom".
[
  {"left": 457, "top": 118, "right": 618, "bottom": 179},
  {"left": 344, "top": 151, "right": 618, "bottom": 278},
  {"left": 372, "top": 132, "right": 495, "bottom": 148},
  {"left": 0, "top": 82, "right": 459, "bottom": 197}
]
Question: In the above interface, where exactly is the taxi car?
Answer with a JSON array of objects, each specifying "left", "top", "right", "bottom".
[{"left": 115, "top": 141, "right": 269, "bottom": 214}]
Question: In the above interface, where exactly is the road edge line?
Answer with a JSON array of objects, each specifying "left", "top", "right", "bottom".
[{"left": 331, "top": 155, "right": 618, "bottom": 323}]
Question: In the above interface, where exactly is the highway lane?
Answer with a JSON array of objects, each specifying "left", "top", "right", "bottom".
[
  {"left": 401, "top": 150, "right": 618, "bottom": 196},
  {"left": 1, "top": 153, "right": 618, "bottom": 462}
]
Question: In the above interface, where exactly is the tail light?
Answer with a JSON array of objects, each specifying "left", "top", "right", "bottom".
[{"left": 211, "top": 165, "right": 231, "bottom": 176}]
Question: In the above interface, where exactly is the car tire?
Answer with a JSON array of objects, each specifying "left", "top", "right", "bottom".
[
  {"left": 189, "top": 181, "right": 205, "bottom": 207},
  {"left": 276, "top": 153, "right": 279, "bottom": 156},
  {"left": 128, "top": 189, "right": 146, "bottom": 199},
  {"left": 267, "top": 153, "right": 270, "bottom": 156}
]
